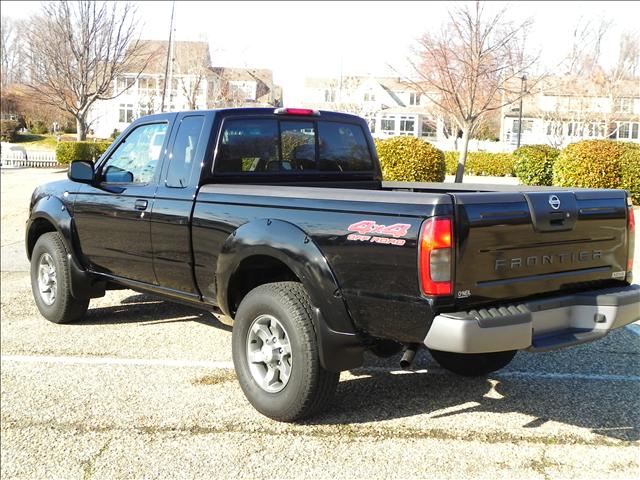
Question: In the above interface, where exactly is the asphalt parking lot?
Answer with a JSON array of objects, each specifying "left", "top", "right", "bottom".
[{"left": 1, "top": 168, "right": 639, "bottom": 479}]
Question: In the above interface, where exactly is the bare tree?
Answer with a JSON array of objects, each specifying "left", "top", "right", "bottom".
[
  {"left": 552, "top": 18, "right": 640, "bottom": 144},
  {"left": 1, "top": 16, "right": 27, "bottom": 87},
  {"left": 407, "top": 1, "right": 539, "bottom": 182},
  {"left": 175, "top": 41, "right": 211, "bottom": 110},
  {"left": 23, "top": 1, "right": 150, "bottom": 140}
]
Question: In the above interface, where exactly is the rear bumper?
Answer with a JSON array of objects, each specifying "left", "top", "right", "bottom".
[{"left": 424, "top": 284, "right": 640, "bottom": 353}]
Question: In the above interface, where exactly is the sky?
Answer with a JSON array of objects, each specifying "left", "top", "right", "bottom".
[{"left": 2, "top": 1, "right": 639, "bottom": 103}]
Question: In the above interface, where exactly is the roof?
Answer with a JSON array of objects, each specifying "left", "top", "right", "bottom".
[
  {"left": 133, "top": 40, "right": 211, "bottom": 74},
  {"left": 209, "top": 67, "right": 274, "bottom": 85}
]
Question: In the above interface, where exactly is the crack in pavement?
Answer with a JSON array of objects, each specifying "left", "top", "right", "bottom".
[{"left": 1, "top": 417, "right": 637, "bottom": 448}]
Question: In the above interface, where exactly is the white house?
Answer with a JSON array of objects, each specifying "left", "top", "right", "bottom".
[
  {"left": 88, "top": 41, "right": 282, "bottom": 139},
  {"left": 501, "top": 76, "right": 640, "bottom": 147},
  {"left": 301, "top": 76, "right": 445, "bottom": 142}
]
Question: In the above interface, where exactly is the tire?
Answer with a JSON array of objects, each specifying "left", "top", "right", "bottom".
[
  {"left": 30, "top": 232, "right": 89, "bottom": 324},
  {"left": 429, "top": 349, "right": 517, "bottom": 377},
  {"left": 232, "top": 282, "right": 339, "bottom": 422}
]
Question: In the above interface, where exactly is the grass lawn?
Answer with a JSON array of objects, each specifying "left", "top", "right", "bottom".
[{"left": 12, "top": 133, "right": 60, "bottom": 150}]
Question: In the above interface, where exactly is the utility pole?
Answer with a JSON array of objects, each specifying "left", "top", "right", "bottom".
[
  {"left": 161, "top": 0, "right": 175, "bottom": 113},
  {"left": 516, "top": 74, "right": 527, "bottom": 148}
]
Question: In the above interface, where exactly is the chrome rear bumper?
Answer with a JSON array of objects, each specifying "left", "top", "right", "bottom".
[{"left": 424, "top": 285, "right": 640, "bottom": 353}]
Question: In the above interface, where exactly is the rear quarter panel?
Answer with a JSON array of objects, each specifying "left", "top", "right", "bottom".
[{"left": 192, "top": 185, "right": 453, "bottom": 342}]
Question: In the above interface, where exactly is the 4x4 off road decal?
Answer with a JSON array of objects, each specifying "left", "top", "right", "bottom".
[{"left": 346, "top": 220, "right": 411, "bottom": 246}]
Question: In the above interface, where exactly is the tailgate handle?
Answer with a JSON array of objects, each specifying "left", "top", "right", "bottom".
[
  {"left": 549, "top": 212, "right": 565, "bottom": 227},
  {"left": 134, "top": 199, "right": 148, "bottom": 211}
]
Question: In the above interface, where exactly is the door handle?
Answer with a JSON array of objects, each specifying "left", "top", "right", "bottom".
[{"left": 134, "top": 199, "right": 148, "bottom": 211}]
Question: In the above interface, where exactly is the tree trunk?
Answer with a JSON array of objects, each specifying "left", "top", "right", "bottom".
[
  {"left": 76, "top": 116, "right": 87, "bottom": 141},
  {"left": 454, "top": 126, "right": 471, "bottom": 183}
]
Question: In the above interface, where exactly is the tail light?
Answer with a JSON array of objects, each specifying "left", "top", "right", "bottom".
[
  {"left": 419, "top": 217, "right": 453, "bottom": 295},
  {"left": 627, "top": 199, "right": 635, "bottom": 279},
  {"left": 274, "top": 108, "right": 320, "bottom": 116}
]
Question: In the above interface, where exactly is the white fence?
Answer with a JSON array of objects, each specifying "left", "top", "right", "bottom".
[{"left": 0, "top": 150, "right": 59, "bottom": 168}]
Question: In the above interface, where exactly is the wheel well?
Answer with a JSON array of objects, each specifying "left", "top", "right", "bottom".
[
  {"left": 27, "top": 218, "right": 57, "bottom": 259},
  {"left": 227, "top": 255, "right": 299, "bottom": 315}
]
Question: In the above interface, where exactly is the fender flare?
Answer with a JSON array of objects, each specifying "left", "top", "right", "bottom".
[
  {"left": 216, "top": 218, "right": 364, "bottom": 372},
  {"left": 26, "top": 196, "right": 105, "bottom": 299}
]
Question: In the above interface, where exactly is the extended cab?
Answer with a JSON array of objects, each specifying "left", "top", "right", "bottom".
[{"left": 26, "top": 108, "right": 639, "bottom": 421}]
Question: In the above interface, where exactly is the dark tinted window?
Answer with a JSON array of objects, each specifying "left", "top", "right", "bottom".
[
  {"left": 318, "top": 121, "right": 372, "bottom": 171},
  {"left": 166, "top": 116, "right": 205, "bottom": 188},
  {"left": 280, "top": 121, "right": 315, "bottom": 171},
  {"left": 215, "top": 118, "right": 373, "bottom": 173},
  {"left": 216, "top": 119, "right": 279, "bottom": 172}
]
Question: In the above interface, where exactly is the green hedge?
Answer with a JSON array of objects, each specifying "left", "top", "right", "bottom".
[
  {"left": 553, "top": 140, "right": 628, "bottom": 190},
  {"left": 514, "top": 145, "right": 560, "bottom": 186},
  {"left": 55, "top": 141, "right": 112, "bottom": 165},
  {"left": 375, "top": 136, "right": 445, "bottom": 182},
  {"left": 620, "top": 144, "right": 640, "bottom": 204},
  {"left": 0, "top": 120, "right": 19, "bottom": 142},
  {"left": 445, "top": 151, "right": 516, "bottom": 177}
]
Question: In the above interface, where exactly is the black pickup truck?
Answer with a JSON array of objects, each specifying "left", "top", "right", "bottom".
[{"left": 27, "top": 108, "right": 639, "bottom": 421}]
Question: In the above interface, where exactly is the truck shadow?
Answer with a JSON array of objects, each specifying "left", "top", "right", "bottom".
[
  {"left": 80, "top": 293, "right": 232, "bottom": 332},
  {"left": 311, "top": 346, "right": 640, "bottom": 442}
]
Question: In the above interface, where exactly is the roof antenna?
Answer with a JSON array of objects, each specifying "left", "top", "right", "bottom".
[{"left": 160, "top": 0, "right": 176, "bottom": 113}]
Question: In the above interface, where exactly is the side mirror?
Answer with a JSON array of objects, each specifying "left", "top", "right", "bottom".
[{"left": 68, "top": 161, "right": 95, "bottom": 183}]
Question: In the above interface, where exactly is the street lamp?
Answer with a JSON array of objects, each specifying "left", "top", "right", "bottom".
[{"left": 516, "top": 74, "right": 527, "bottom": 148}]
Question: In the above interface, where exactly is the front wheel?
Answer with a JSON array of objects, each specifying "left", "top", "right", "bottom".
[
  {"left": 232, "top": 282, "right": 339, "bottom": 422},
  {"left": 429, "top": 349, "right": 517, "bottom": 377},
  {"left": 30, "top": 232, "right": 89, "bottom": 324}
]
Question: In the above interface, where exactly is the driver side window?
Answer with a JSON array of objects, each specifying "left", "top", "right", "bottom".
[{"left": 102, "top": 123, "right": 168, "bottom": 184}]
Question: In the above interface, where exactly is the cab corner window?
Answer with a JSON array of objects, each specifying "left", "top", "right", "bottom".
[{"left": 102, "top": 123, "right": 168, "bottom": 184}]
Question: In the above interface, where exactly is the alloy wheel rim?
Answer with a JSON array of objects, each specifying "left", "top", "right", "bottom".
[
  {"left": 246, "top": 314, "right": 292, "bottom": 393},
  {"left": 37, "top": 253, "right": 57, "bottom": 306}
]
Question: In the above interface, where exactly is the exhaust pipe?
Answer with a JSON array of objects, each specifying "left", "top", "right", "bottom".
[{"left": 400, "top": 344, "right": 419, "bottom": 369}]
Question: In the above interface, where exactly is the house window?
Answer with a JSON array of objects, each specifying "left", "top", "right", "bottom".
[
  {"left": 119, "top": 104, "right": 134, "bottom": 123},
  {"left": 618, "top": 122, "right": 630, "bottom": 139},
  {"left": 381, "top": 117, "right": 395, "bottom": 133},
  {"left": 399, "top": 116, "right": 415, "bottom": 135},
  {"left": 632, "top": 123, "right": 639, "bottom": 140},
  {"left": 614, "top": 97, "right": 634, "bottom": 114},
  {"left": 117, "top": 76, "right": 135, "bottom": 93},
  {"left": 409, "top": 92, "right": 420, "bottom": 105},
  {"left": 324, "top": 89, "right": 336, "bottom": 102},
  {"left": 138, "top": 77, "right": 156, "bottom": 95},
  {"left": 513, "top": 119, "right": 533, "bottom": 134},
  {"left": 421, "top": 119, "right": 437, "bottom": 138}
]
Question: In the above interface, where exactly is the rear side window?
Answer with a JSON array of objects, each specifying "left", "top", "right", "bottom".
[
  {"left": 166, "top": 115, "right": 205, "bottom": 188},
  {"left": 215, "top": 118, "right": 373, "bottom": 174}
]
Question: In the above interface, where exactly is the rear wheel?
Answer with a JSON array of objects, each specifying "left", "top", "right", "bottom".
[
  {"left": 232, "top": 282, "right": 339, "bottom": 422},
  {"left": 429, "top": 349, "right": 517, "bottom": 377},
  {"left": 30, "top": 232, "right": 89, "bottom": 324}
]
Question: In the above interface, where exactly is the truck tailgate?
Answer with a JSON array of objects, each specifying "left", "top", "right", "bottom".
[{"left": 452, "top": 189, "right": 630, "bottom": 306}]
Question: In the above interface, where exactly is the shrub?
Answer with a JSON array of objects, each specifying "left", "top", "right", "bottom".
[
  {"left": 513, "top": 145, "right": 560, "bottom": 186},
  {"left": 110, "top": 128, "right": 121, "bottom": 140},
  {"left": 30, "top": 120, "right": 49, "bottom": 135},
  {"left": 0, "top": 120, "right": 19, "bottom": 142},
  {"left": 55, "top": 140, "right": 112, "bottom": 165},
  {"left": 620, "top": 144, "right": 640, "bottom": 204},
  {"left": 444, "top": 151, "right": 516, "bottom": 177},
  {"left": 375, "top": 136, "right": 445, "bottom": 182},
  {"left": 553, "top": 139, "right": 632, "bottom": 190}
]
